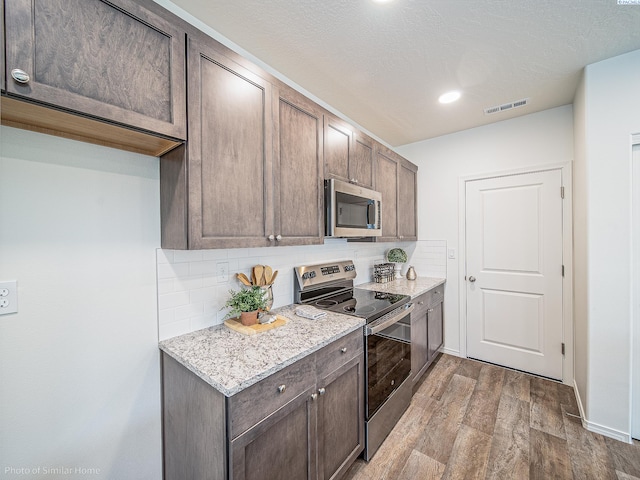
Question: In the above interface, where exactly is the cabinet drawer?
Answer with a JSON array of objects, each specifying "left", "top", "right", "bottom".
[
  {"left": 228, "top": 353, "right": 315, "bottom": 439},
  {"left": 316, "top": 329, "right": 364, "bottom": 377},
  {"left": 414, "top": 287, "right": 444, "bottom": 310}
]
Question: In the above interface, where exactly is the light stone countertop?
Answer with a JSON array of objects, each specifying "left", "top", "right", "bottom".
[
  {"left": 357, "top": 276, "right": 446, "bottom": 299},
  {"left": 159, "top": 304, "right": 365, "bottom": 397}
]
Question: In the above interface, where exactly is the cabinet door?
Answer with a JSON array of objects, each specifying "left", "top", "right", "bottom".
[
  {"left": 411, "top": 304, "right": 429, "bottom": 387},
  {"left": 316, "top": 355, "right": 365, "bottom": 480},
  {"left": 187, "top": 36, "right": 274, "bottom": 249},
  {"left": 375, "top": 146, "right": 399, "bottom": 240},
  {"left": 230, "top": 388, "right": 317, "bottom": 480},
  {"left": 398, "top": 159, "right": 418, "bottom": 240},
  {"left": 351, "top": 132, "right": 376, "bottom": 190},
  {"left": 324, "top": 115, "right": 352, "bottom": 182},
  {"left": 273, "top": 86, "right": 324, "bottom": 246},
  {"left": 427, "top": 302, "right": 444, "bottom": 361},
  {"left": 4, "top": 0, "right": 186, "bottom": 140}
]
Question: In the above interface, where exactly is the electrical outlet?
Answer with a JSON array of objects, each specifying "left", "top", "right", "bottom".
[
  {"left": 216, "top": 262, "right": 229, "bottom": 283},
  {"left": 0, "top": 281, "right": 18, "bottom": 315}
]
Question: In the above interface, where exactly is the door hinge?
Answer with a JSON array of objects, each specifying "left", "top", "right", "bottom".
[
  {"left": 561, "top": 186, "right": 565, "bottom": 199},
  {"left": 562, "top": 265, "right": 565, "bottom": 277},
  {"left": 562, "top": 343, "right": 565, "bottom": 355}
]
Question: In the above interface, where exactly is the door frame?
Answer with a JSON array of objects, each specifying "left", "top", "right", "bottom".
[
  {"left": 631, "top": 134, "right": 640, "bottom": 440},
  {"left": 458, "top": 162, "right": 574, "bottom": 385}
]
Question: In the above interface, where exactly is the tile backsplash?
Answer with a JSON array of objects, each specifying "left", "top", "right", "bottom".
[{"left": 156, "top": 239, "right": 447, "bottom": 340}]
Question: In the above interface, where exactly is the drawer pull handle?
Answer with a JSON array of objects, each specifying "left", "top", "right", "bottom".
[
  {"left": 278, "top": 384, "right": 286, "bottom": 394},
  {"left": 11, "top": 69, "right": 30, "bottom": 84},
  {"left": 318, "top": 388, "right": 326, "bottom": 396},
  {"left": 340, "top": 347, "right": 347, "bottom": 353},
  {"left": 311, "top": 393, "right": 318, "bottom": 401}
]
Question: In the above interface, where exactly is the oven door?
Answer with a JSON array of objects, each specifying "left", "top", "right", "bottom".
[{"left": 365, "top": 304, "right": 413, "bottom": 419}]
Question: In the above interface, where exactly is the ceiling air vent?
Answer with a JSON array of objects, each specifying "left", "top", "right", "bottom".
[{"left": 484, "top": 98, "right": 529, "bottom": 116}]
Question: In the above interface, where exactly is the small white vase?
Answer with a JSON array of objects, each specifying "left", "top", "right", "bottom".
[{"left": 393, "top": 263, "right": 403, "bottom": 280}]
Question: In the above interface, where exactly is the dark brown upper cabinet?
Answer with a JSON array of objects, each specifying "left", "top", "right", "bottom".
[
  {"left": 398, "top": 158, "right": 418, "bottom": 241},
  {"left": 272, "top": 84, "right": 325, "bottom": 247},
  {"left": 160, "top": 36, "right": 324, "bottom": 249},
  {"left": 376, "top": 145, "right": 399, "bottom": 241},
  {"left": 324, "top": 115, "right": 375, "bottom": 190},
  {"left": 3, "top": 0, "right": 186, "bottom": 154}
]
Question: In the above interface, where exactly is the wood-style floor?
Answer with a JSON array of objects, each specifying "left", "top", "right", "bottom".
[{"left": 344, "top": 354, "right": 640, "bottom": 480}]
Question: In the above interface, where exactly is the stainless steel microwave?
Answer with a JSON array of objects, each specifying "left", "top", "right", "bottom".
[{"left": 325, "top": 179, "right": 382, "bottom": 237}]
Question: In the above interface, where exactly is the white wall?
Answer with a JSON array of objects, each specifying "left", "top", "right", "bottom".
[
  {"left": 575, "top": 48, "right": 640, "bottom": 441},
  {"left": 0, "top": 127, "right": 162, "bottom": 479},
  {"left": 157, "top": 240, "right": 447, "bottom": 340},
  {"left": 397, "top": 105, "right": 574, "bottom": 355}
]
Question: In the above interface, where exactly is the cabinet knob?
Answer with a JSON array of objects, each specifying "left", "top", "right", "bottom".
[
  {"left": 350, "top": 178, "right": 358, "bottom": 184},
  {"left": 428, "top": 308, "right": 434, "bottom": 313},
  {"left": 318, "top": 387, "right": 326, "bottom": 396},
  {"left": 277, "top": 384, "right": 286, "bottom": 394},
  {"left": 268, "top": 234, "right": 275, "bottom": 241},
  {"left": 311, "top": 393, "right": 318, "bottom": 401},
  {"left": 340, "top": 347, "right": 347, "bottom": 353},
  {"left": 418, "top": 301, "right": 424, "bottom": 305},
  {"left": 276, "top": 234, "right": 282, "bottom": 241},
  {"left": 11, "top": 69, "right": 30, "bottom": 84}
]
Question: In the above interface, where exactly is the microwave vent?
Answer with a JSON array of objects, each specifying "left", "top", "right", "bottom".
[{"left": 484, "top": 98, "right": 529, "bottom": 116}]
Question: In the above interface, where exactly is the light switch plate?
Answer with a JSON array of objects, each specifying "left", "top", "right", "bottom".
[
  {"left": 448, "top": 248, "right": 456, "bottom": 259},
  {"left": 0, "top": 280, "right": 18, "bottom": 315}
]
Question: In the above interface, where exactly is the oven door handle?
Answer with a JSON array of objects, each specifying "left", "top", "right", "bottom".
[{"left": 365, "top": 303, "right": 415, "bottom": 336}]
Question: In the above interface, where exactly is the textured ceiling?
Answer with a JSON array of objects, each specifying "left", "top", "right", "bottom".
[{"left": 167, "top": 0, "right": 640, "bottom": 146}]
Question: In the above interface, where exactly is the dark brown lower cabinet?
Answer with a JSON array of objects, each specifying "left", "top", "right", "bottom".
[
  {"left": 411, "top": 287, "right": 445, "bottom": 389},
  {"left": 162, "top": 330, "right": 365, "bottom": 480}
]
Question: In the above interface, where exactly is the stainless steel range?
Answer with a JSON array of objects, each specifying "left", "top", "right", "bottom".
[{"left": 294, "top": 260, "right": 414, "bottom": 461}]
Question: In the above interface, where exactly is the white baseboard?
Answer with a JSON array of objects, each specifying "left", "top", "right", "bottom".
[
  {"left": 573, "top": 380, "right": 632, "bottom": 444},
  {"left": 441, "top": 347, "right": 460, "bottom": 357}
]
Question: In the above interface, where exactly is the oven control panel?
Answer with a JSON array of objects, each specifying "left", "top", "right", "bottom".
[{"left": 294, "top": 260, "right": 357, "bottom": 291}]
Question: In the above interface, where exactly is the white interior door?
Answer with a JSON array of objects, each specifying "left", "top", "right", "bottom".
[{"left": 466, "top": 169, "right": 564, "bottom": 380}]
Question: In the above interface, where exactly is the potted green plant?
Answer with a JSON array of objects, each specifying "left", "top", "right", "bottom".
[
  {"left": 223, "top": 286, "right": 268, "bottom": 326},
  {"left": 386, "top": 248, "right": 408, "bottom": 279}
]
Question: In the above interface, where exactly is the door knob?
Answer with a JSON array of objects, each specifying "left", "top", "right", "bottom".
[{"left": 469, "top": 276, "right": 476, "bottom": 283}]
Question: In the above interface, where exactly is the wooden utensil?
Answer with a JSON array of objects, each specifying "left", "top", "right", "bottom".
[
  {"left": 236, "top": 273, "right": 252, "bottom": 287},
  {"left": 264, "top": 265, "right": 273, "bottom": 285},
  {"left": 268, "top": 270, "right": 278, "bottom": 285},
  {"left": 253, "top": 265, "right": 264, "bottom": 286}
]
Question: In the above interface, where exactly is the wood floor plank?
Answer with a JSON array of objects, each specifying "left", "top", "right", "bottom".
[
  {"left": 562, "top": 405, "right": 617, "bottom": 480},
  {"left": 440, "top": 424, "right": 492, "bottom": 480},
  {"left": 462, "top": 364, "right": 505, "bottom": 435},
  {"left": 530, "top": 428, "right": 573, "bottom": 480},
  {"left": 530, "top": 377, "right": 566, "bottom": 439},
  {"left": 455, "top": 358, "right": 483, "bottom": 380},
  {"left": 502, "top": 369, "right": 531, "bottom": 402},
  {"left": 557, "top": 383, "right": 580, "bottom": 416},
  {"left": 617, "top": 471, "right": 640, "bottom": 480},
  {"left": 421, "top": 354, "right": 463, "bottom": 401},
  {"left": 397, "top": 450, "right": 445, "bottom": 480},
  {"left": 485, "top": 395, "right": 530, "bottom": 480},
  {"left": 606, "top": 437, "right": 640, "bottom": 478},
  {"left": 415, "top": 374, "right": 476, "bottom": 464}
]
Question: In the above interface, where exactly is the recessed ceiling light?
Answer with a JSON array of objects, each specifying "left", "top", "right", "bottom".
[{"left": 438, "top": 90, "right": 461, "bottom": 104}]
